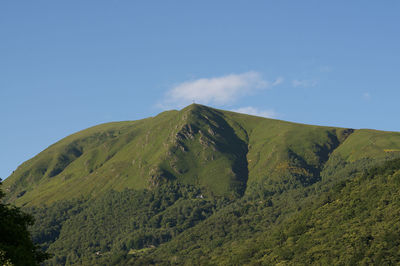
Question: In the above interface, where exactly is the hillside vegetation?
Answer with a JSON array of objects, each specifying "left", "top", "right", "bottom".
[{"left": 4, "top": 104, "right": 400, "bottom": 265}]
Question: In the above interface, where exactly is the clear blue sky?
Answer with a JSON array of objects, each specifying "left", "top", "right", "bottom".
[{"left": 1, "top": 1, "right": 399, "bottom": 180}]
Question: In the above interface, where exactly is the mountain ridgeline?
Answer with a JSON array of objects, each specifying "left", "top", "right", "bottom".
[
  {"left": 4, "top": 104, "right": 376, "bottom": 205},
  {"left": 4, "top": 104, "right": 400, "bottom": 265}
]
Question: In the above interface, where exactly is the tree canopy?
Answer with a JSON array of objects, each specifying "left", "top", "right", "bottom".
[{"left": 0, "top": 180, "right": 49, "bottom": 266}]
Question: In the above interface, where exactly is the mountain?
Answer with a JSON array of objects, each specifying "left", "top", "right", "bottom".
[
  {"left": 6, "top": 104, "right": 399, "bottom": 206},
  {"left": 3, "top": 104, "right": 400, "bottom": 265}
]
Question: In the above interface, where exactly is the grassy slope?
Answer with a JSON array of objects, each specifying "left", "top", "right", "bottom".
[
  {"left": 332, "top": 129, "right": 400, "bottom": 161},
  {"left": 224, "top": 110, "right": 353, "bottom": 192},
  {"left": 5, "top": 104, "right": 400, "bottom": 207},
  {"left": 4, "top": 112, "right": 177, "bottom": 205}
]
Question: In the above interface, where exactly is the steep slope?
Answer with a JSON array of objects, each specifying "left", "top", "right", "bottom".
[
  {"left": 5, "top": 104, "right": 400, "bottom": 207},
  {"left": 222, "top": 110, "right": 354, "bottom": 194},
  {"left": 5, "top": 110, "right": 181, "bottom": 205},
  {"left": 4, "top": 105, "right": 248, "bottom": 205}
]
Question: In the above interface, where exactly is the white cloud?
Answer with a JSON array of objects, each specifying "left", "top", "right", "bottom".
[
  {"left": 232, "top": 106, "right": 277, "bottom": 118},
  {"left": 162, "top": 71, "right": 280, "bottom": 108},
  {"left": 292, "top": 79, "right": 317, "bottom": 88}
]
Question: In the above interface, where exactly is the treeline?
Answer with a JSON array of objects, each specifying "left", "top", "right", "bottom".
[
  {"left": 134, "top": 158, "right": 400, "bottom": 265},
  {"left": 25, "top": 157, "right": 400, "bottom": 265},
  {"left": 245, "top": 158, "right": 400, "bottom": 265},
  {"left": 28, "top": 184, "right": 224, "bottom": 265},
  {"left": 0, "top": 181, "right": 49, "bottom": 265}
]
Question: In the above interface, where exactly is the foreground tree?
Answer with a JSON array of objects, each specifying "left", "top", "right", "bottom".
[{"left": 0, "top": 180, "right": 49, "bottom": 265}]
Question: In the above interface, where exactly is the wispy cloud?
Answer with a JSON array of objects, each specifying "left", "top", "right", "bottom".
[
  {"left": 232, "top": 106, "right": 277, "bottom": 118},
  {"left": 161, "top": 72, "right": 281, "bottom": 108},
  {"left": 292, "top": 79, "right": 318, "bottom": 88}
]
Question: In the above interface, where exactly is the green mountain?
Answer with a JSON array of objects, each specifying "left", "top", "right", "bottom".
[{"left": 3, "top": 104, "right": 400, "bottom": 265}]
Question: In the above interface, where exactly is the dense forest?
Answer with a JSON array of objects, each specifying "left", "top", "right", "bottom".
[
  {"left": 0, "top": 181, "right": 49, "bottom": 265},
  {"left": 16, "top": 157, "right": 399, "bottom": 265}
]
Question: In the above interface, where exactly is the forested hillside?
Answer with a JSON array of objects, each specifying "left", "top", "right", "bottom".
[{"left": 4, "top": 104, "right": 400, "bottom": 265}]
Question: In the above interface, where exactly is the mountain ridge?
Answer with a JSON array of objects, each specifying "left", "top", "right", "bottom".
[{"left": 5, "top": 104, "right": 400, "bottom": 207}]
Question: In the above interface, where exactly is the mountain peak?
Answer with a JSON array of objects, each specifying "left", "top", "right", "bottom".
[{"left": 4, "top": 106, "right": 400, "bottom": 206}]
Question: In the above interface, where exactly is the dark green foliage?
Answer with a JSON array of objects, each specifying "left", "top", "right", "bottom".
[
  {"left": 116, "top": 158, "right": 400, "bottom": 265},
  {"left": 25, "top": 158, "right": 400, "bottom": 265},
  {"left": 27, "top": 198, "right": 86, "bottom": 250},
  {"left": 0, "top": 181, "right": 49, "bottom": 265},
  {"left": 28, "top": 184, "right": 219, "bottom": 265},
  {"left": 252, "top": 158, "right": 400, "bottom": 265}
]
